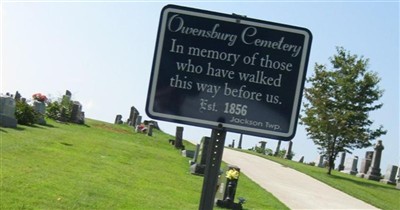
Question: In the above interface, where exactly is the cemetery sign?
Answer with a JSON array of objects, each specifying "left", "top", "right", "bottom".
[{"left": 146, "top": 5, "right": 312, "bottom": 140}]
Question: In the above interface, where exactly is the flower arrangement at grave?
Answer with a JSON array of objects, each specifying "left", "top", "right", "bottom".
[
  {"left": 32, "top": 93, "right": 48, "bottom": 103},
  {"left": 226, "top": 168, "right": 240, "bottom": 180}
]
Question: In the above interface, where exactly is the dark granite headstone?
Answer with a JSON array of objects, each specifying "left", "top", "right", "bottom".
[
  {"left": 175, "top": 126, "right": 184, "bottom": 149},
  {"left": 337, "top": 152, "right": 346, "bottom": 171},
  {"left": 190, "top": 136, "right": 210, "bottom": 175},
  {"left": 356, "top": 151, "right": 373, "bottom": 178},
  {"left": 284, "top": 141, "right": 293, "bottom": 160},
  {"left": 380, "top": 165, "right": 398, "bottom": 185},
  {"left": 365, "top": 140, "right": 384, "bottom": 181}
]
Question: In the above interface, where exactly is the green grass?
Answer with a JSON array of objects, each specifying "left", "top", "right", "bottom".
[
  {"left": 1, "top": 119, "right": 287, "bottom": 209},
  {"left": 238, "top": 150, "right": 400, "bottom": 210}
]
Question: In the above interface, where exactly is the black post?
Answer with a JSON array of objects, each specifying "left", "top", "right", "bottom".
[{"left": 199, "top": 124, "right": 226, "bottom": 210}]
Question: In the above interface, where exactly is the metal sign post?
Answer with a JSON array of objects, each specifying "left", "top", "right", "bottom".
[{"left": 199, "top": 124, "right": 226, "bottom": 210}]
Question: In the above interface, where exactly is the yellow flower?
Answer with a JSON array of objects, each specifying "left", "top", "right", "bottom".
[{"left": 226, "top": 168, "right": 240, "bottom": 180}]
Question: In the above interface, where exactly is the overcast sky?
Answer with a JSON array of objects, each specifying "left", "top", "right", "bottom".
[{"left": 2, "top": 1, "right": 399, "bottom": 170}]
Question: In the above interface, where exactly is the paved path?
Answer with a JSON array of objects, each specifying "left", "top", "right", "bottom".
[{"left": 222, "top": 148, "right": 378, "bottom": 210}]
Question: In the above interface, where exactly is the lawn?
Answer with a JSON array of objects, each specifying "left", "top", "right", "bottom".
[
  {"left": 1, "top": 119, "right": 287, "bottom": 210},
  {"left": 239, "top": 150, "right": 400, "bottom": 210}
]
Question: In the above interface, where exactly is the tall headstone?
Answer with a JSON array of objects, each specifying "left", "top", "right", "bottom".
[
  {"left": 14, "top": 91, "right": 21, "bottom": 101},
  {"left": 342, "top": 156, "right": 358, "bottom": 175},
  {"left": 284, "top": 141, "right": 293, "bottom": 160},
  {"left": 356, "top": 151, "right": 373, "bottom": 178},
  {"left": 33, "top": 100, "right": 46, "bottom": 125},
  {"left": 380, "top": 165, "right": 398, "bottom": 185},
  {"left": 259, "top": 141, "right": 267, "bottom": 154},
  {"left": 365, "top": 140, "right": 384, "bottom": 181},
  {"left": 316, "top": 155, "right": 325, "bottom": 168},
  {"left": 0, "top": 95, "right": 17, "bottom": 128},
  {"left": 114, "top": 115, "right": 123, "bottom": 124},
  {"left": 147, "top": 123, "right": 154, "bottom": 136},
  {"left": 128, "top": 106, "right": 139, "bottom": 127},
  {"left": 190, "top": 136, "right": 210, "bottom": 175},
  {"left": 174, "top": 126, "right": 184, "bottom": 149},
  {"left": 337, "top": 152, "right": 346, "bottom": 171},
  {"left": 237, "top": 134, "right": 243, "bottom": 149},
  {"left": 274, "top": 140, "right": 281, "bottom": 156},
  {"left": 298, "top": 156, "right": 304, "bottom": 163}
]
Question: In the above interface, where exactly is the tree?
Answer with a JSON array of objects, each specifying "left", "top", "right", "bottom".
[{"left": 301, "top": 47, "right": 386, "bottom": 174}]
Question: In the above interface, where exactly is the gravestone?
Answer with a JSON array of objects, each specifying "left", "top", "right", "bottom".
[
  {"left": 337, "top": 152, "right": 346, "bottom": 171},
  {"left": 298, "top": 156, "right": 304, "bottom": 163},
  {"left": 0, "top": 95, "right": 17, "bottom": 128},
  {"left": 70, "top": 101, "right": 84, "bottom": 124},
  {"left": 365, "top": 140, "right": 384, "bottom": 181},
  {"left": 182, "top": 150, "right": 195, "bottom": 158},
  {"left": 135, "top": 115, "right": 142, "bottom": 126},
  {"left": 342, "top": 156, "right": 358, "bottom": 175},
  {"left": 128, "top": 106, "right": 139, "bottom": 127},
  {"left": 14, "top": 91, "right": 21, "bottom": 101},
  {"left": 237, "top": 134, "right": 243, "bottom": 149},
  {"left": 147, "top": 123, "right": 154, "bottom": 136},
  {"left": 396, "top": 166, "right": 400, "bottom": 190},
  {"left": 189, "top": 144, "right": 200, "bottom": 165},
  {"left": 316, "top": 155, "right": 325, "bottom": 168},
  {"left": 190, "top": 136, "right": 210, "bottom": 175},
  {"left": 380, "top": 165, "right": 398, "bottom": 185},
  {"left": 356, "top": 151, "right": 374, "bottom": 178},
  {"left": 33, "top": 100, "right": 46, "bottom": 125},
  {"left": 284, "top": 141, "right": 293, "bottom": 160},
  {"left": 259, "top": 141, "right": 267, "bottom": 154},
  {"left": 174, "top": 126, "right": 184, "bottom": 149},
  {"left": 114, "top": 115, "right": 123, "bottom": 124},
  {"left": 216, "top": 165, "right": 243, "bottom": 210},
  {"left": 274, "top": 140, "right": 281, "bottom": 156}
]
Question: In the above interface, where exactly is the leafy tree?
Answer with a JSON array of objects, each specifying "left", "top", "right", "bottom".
[{"left": 301, "top": 47, "right": 386, "bottom": 174}]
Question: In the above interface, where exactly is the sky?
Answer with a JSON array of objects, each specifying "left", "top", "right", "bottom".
[{"left": 1, "top": 1, "right": 399, "bottom": 172}]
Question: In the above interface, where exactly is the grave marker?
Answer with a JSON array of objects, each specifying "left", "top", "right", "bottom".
[
  {"left": 0, "top": 95, "right": 17, "bottom": 128},
  {"left": 365, "top": 140, "right": 384, "bottom": 181}
]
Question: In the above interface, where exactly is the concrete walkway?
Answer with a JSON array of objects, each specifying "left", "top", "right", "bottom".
[{"left": 222, "top": 148, "right": 378, "bottom": 210}]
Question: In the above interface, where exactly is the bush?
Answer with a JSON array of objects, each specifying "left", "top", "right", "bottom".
[
  {"left": 46, "top": 100, "right": 73, "bottom": 121},
  {"left": 15, "top": 101, "right": 38, "bottom": 125}
]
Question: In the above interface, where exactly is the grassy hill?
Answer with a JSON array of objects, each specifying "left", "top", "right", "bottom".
[{"left": 1, "top": 119, "right": 287, "bottom": 210}]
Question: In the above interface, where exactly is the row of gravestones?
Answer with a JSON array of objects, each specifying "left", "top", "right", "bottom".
[
  {"left": 0, "top": 90, "right": 85, "bottom": 128},
  {"left": 313, "top": 140, "right": 400, "bottom": 189},
  {"left": 246, "top": 139, "right": 294, "bottom": 159},
  {"left": 114, "top": 106, "right": 160, "bottom": 136}
]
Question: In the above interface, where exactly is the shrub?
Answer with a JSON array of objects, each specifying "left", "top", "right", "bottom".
[
  {"left": 15, "top": 101, "right": 38, "bottom": 125},
  {"left": 46, "top": 100, "right": 73, "bottom": 121}
]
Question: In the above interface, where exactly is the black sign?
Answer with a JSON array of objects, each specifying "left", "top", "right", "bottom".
[{"left": 146, "top": 5, "right": 312, "bottom": 140}]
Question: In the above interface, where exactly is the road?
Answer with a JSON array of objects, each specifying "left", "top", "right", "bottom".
[{"left": 222, "top": 148, "right": 378, "bottom": 210}]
